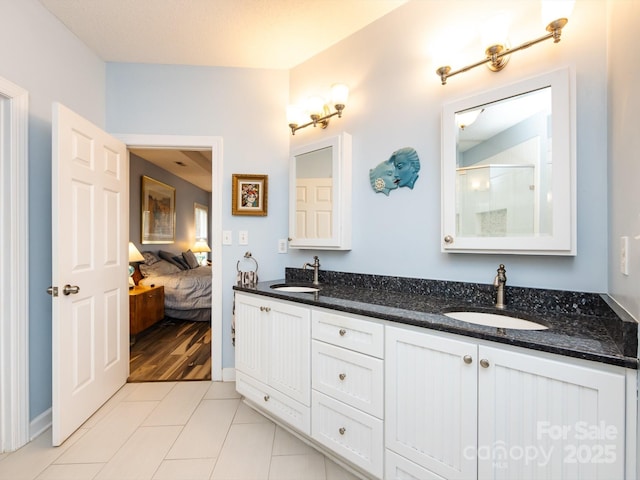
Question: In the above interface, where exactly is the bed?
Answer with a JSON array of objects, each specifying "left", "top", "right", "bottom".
[{"left": 137, "top": 250, "right": 212, "bottom": 322}]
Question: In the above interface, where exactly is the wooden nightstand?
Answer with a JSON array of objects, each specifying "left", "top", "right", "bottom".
[{"left": 129, "top": 285, "right": 165, "bottom": 336}]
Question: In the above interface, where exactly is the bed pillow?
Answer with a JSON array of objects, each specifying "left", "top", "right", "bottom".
[
  {"left": 139, "top": 259, "right": 181, "bottom": 277},
  {"left": 158, "top": 250, "right": 187, "bottom": 270},
  {"left": 172, "top": 255, "right": 190, "bottom": 270},
  {"left": 142, "top": 251, "right": 161, "bottom": 266},
  {"left": 182, "top": 249, "right": 200, "bottom": 269}
]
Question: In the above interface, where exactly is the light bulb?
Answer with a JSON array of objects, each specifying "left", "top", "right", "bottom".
[{"left": 330, "top": 84, "right": 349, "bottom": 107}]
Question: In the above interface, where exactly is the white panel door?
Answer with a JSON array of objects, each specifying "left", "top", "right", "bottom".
[
  {"left": 386, "top": 326, "right": 478, "bottom": 480},
  {"left": 296, "top": 178, "right": 333, "bottom": 239},
  {"left": 51, "top": 103, "right": 129, "bottom": 446},
  {"left": 477, "top": 345, "right": 626, "bottom": 480},
  {"left": 234, "top": 293, "right": 269, "bottom": 384},
  {"left": 268, "top": 300, "right": 311, "bottom": 406}
]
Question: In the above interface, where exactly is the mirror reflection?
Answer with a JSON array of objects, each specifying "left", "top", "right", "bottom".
[
  {"left": 295, "top": 146, "right": 333, "bottom": 240},
  {"left": 455, "top": 87, "right": 551, "bottom": 238}
]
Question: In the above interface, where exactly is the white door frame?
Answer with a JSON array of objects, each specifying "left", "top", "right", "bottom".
[
  {"left": 116, "top": 134, "right": 223, "bottom": 381},
  {"left": 0, "top": 76, "right": 29, "bottom": 452}
]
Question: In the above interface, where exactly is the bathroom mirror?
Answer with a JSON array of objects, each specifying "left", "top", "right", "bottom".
[
  {"left": 289, "top": 132, "right": 352, "bottom": 250},
  {"left": 441, "top": 67, "right": 575, "bottom": 255}
]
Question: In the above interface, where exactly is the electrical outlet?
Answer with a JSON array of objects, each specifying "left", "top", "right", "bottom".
[
  {"left": 222, "top": 231, "right": 232, "bottom": 245},
  {"left": 239, "top": 230, "right": 249, "bottom": 245},
  {"left": 278, "top": 239, "right": 287, "bottom": 254},
  {"left": 620, "top": 236, "right": 629, "bottom": 276}
]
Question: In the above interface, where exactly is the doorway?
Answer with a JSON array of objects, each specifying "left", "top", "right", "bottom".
[
  {"left": 116, "top": 134, "right": 223, "bottom": 382},
  {"left": 0, "top": 76, "right": 29, "bottom": 452}
]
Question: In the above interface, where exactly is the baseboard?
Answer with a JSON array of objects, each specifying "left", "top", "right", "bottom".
[
  {"left": 222, "top": 367, "right": 236, "bottom": 382},
  {"left": 30, "top": 408, "right": 52, "bottom": 441}
]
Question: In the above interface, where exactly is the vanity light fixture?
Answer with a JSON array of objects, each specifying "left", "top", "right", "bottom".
[
  {"left": 436, "top": 14, "right": 571, "bottom": 85},
  {"left": 287, "top": 83, "right": 348, "bottom": 135},
  {"left": 456, "top": 108, "right": 484, "bottom": 130}
]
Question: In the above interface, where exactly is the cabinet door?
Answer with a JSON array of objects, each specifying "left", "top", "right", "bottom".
[
  {"left": 234, "top": 293, "right": 268, "bottom": 383},
  {"left": 477, "top": 346, "right": 626, "bottom": 480},
  {"left": 268, "top": 300, "right": 311, "bottom": 406},
  {"left": 386, "top": 326, "right": 478, "bottom": 480}
]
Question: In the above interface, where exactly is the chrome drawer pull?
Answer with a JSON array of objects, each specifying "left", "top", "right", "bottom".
[
  {"left": 480, "top": 359, "right": 490, "bottom": 368},
  {"left": 463, "top": 355, "right": 473, "bottom": 364},
  {"left": 339, "top": 373, "right": 346, "bottom": 381},
  {"left": 264, "top": 394, "right": 270, "bottom": 402},
  {"left": 339, "top": 328, "right": 346, "bottom": 336},
  {"left": 339, "top": 427, "right": 346, "bottom": 435}
]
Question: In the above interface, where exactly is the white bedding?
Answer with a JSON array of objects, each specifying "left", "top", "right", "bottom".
[{"left": 139, "top": 263, "right": 212, "bottom": 319}]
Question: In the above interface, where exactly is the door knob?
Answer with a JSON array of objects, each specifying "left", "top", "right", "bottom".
[
  {"left": 46, "top": 286, "right": 59, "bottom": 297},
  {"left": 63, "top": 284, "right": 80, "bottom": 296}
]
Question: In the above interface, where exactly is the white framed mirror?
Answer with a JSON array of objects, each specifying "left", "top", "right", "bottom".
[
  {"left": 441, "top": 67, "right": 576, "bottom": 255},
  {"left": 289, "top": 132, "right": 352, "bottom": 250}
]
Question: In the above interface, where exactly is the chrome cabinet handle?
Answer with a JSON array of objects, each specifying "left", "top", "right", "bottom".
[
  {"left": 264, "top": 394, "right": 270, "bottom": 402},
  {"left": 444, "top": 235, "right": 454, "bottom": 244},
  {"left": 46, "top": 286, "right": 58, "bottom": 297},
  {"left": 339, "top": 373, "right": 346, "bottom": 381},
  {"left": 339, "top": 328, "right": 346, "bottom": 336},
  {"left": 63, "top": 284, "right": 80, "bottom": 296},
  {"left": 480, "top": 359, "right": 490, "bottom": 368},
  {"left": 339, "top": 427, "right": 346, "bottom": 435},
  {"left": 463, "top": 355, "right": 473, "bottom": 364},
  {"left": 260, "top": 306, "right": 271, "bottom": 312}
]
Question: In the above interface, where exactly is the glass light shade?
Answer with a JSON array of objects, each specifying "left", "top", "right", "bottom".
[
  {"left": 286, "top": 105, "right": 303, "bottom": 125},
  {"left": 128, "top": 242, "right": 144, "bottom": 262},
  {"left": 455, "top": 108, "right": 483, "bottom": 130},
  {"left": 192, "top": 240, "right": 211, "bottom": 253},
  {"left": 306, "top": 96, "right": 326, "bottom": 117},
  {"left": 541, "top": 0, "right": 575, "bottom": 27},
  {"left": 330, "top": 84, "right": 349, "bottom": 106}
]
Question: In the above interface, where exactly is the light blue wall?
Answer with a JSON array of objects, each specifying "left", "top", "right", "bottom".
[
  {"left": 106, "top": 63, "right": 291, "bottom": 369},
  {"left": 0, "top": 0, "right": 106, "bottom": 421},
  {"left": 129, "top": 154, "right": 211, "bottom": 256},
  {"left": 288, "top": 0, "right": 609, "bottom": 293}
]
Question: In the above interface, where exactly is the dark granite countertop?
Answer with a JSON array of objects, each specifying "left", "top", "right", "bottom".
[{"left": 233, "top": 269, "right": 638, "bottom": 369}]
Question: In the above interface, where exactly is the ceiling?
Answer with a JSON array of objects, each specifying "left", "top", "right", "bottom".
[
  {"left": 129, "top": 148, "right": 213, "bottom": 192},
  {"left": 38, "top": 0, "right": 407, "bottom": 70},
  {"left": 39, "top": 0, "right": 407, "bottom": 190}
]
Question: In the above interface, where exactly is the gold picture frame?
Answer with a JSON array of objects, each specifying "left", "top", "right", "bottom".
[
  {"left": 232, "top": 174, "right": 268, "bottom": 216},
  {"left": 141, "top": 175, "right": 176, "bottom": 244}
]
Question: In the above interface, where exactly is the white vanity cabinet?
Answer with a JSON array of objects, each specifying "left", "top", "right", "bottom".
[
  {"left": 311, "top": 310, "right": 385, "bottom": 478},
  {"left": 234, "top": 292, "right": 311, "bottom": 434},
  {"left": 385, "top": 326, "right": 627, "bottom": 480}
]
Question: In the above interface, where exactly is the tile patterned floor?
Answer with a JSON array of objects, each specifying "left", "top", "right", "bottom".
[{"left": 0, "top": 382, "right": 361, "bottom": 480}]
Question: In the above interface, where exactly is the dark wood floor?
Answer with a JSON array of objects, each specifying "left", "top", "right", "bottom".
[{"left": 128, "top": 317, "right": 211, "bottom": 382}]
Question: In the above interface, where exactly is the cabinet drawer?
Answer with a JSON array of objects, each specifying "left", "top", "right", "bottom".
[
  {"left": 312, "top": 340, "right": 383, "bottom": 418},
  {"left": 386, "top": 450, "right": 446, "bottom": 480},
  {"left": 236, "top": 372, "right": 310, "bottom": 435},
  {"left": 312, "top": 310, "right": 384, "bottom": 358},
  {"left": 311, "top": 391, "right": 383, "bottom": 479}
]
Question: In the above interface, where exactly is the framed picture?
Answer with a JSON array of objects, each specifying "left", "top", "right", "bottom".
[
  {"left": 141, "top": 175, "right": 176, "bottom": 244},
  {"left": 232, "top": 174, "right": 268, "bottom": 216}
]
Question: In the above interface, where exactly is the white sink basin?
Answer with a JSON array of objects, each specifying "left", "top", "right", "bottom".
[
  {"left": 270, "top": 284, "right": 319, "bottom": 293},
  {"left": 444, "top": 311, "right": 548, "bottom": 330}
]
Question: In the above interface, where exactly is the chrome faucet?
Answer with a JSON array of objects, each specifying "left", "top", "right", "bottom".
[
  {"left": 303, "top": 256, "right": 321, "bottom": 285},
  {"left": 493, "top": 264, "right": 507, "bottom": 309}
]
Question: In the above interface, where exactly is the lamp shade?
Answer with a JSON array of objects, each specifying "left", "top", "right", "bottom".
[
  {"left": 128, "top": 242, "right": 144, "bottom": 263},
  {"left": 330, "top": 83, "right": 349, "bottom": 106},
  {"left": 192, "top": 240, "right": 211, "bottom": 253}
]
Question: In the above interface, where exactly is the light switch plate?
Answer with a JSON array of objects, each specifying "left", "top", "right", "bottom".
[
  {"left": 278, "top": 239, "right": 287, "bottom": 254},
  {"left": 239, "top": 230, "right": 249, "bottom": 245},
  {"left": 222, "top": 231, "right": 232, "bottom": 245}
]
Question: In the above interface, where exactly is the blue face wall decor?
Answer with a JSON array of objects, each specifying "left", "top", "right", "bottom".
[
  {"left": 369, "top": 147, "right": 421, "bottom": 194},
  {"left": 369, "top": 159, "right": 398, "bottom": 195}
]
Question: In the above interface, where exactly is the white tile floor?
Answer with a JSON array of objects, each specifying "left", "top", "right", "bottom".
[{"left": 0, "top": 382, "right": 362, "bottom": 480}]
